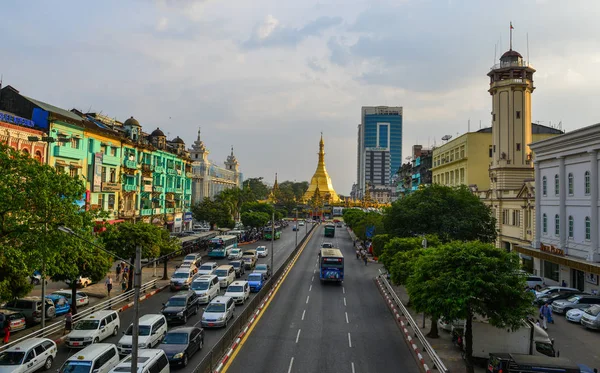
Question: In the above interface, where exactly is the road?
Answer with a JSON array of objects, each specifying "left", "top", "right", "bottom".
[
  {"left": 52, "top": 226, "right": 310, "bottom": 371},
  {"left": 546, "top": 307, "right": 600, "bottom": 368},
  {"left": 223, "top": 225, "right": 420, "bottom": 373}
]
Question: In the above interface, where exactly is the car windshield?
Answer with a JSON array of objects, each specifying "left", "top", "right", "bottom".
[
  {"left": 227, "top": 286, "right": 244, "bottom": 292},
  {"left": 126, "top": 324, "right": 151, "bottom": 336},
  {"left": 566, "top": 295, "right": 581, "bottom": 302},
  {"left": 230, "top": 249, "right": 240, "bottom": 254},
  {"left": 173, "top": 273, "right": 189, "bottom": 279},
  {"left": 184, "top": 256, "right": 196, "bottom": 261},
  {"left": 215, "top": 270, "right": 228, "bottom": 277},
  {"left": 0, "top": 351, "right": 25, "bottom": 365},
  {"left": 165, "top": 299, "right": 186, "bottom": 307},
  {"left": 230, "top": 262, "right": 240, "bottom": 268},
  {"left": 206, "top": 303, "right": 225, "bottom": 313},
  {"left": 256, "top": 265, "right": 267, "bottom": 271},
  {"left": 162, "top": 332, "right": 188, "bottom": 344},
  {"left": 248, "top": 275, "right": 262, "bottom": 281},
  {"left": 200, "top": 265, "right": 214, "bottom": 271},
  {"left": 191, "top": 281, "right": 209, "bottom": 291},
  {"left": 257, "top": 248, "right": 265, "bottom": 252},
  {"left": 74, "top": 319, "right": 99, "bottom": 330},
  {"left": 58, "top": 360, "right": 93, "bottom": 373},
  {"left": 243, "top": 257, "right": 252, "bottom": 262},
  {"left": 585, "top": 305, "right": 600, "bottom": 316}
]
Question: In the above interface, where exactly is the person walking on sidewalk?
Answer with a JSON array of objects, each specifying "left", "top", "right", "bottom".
[
  {"left": 539, "top": 302, "right": 552, "bottom": 330},
  {"left": 115, "top": 263, "right": 122, "bottom": 282},
  {"left": 2, "top": 318, "right": 10, "bottom": 344},
  {"left": 64, "top": 311, "right": 73, "bottom": 335},
  {"left": 363, "top": 254, "right": 368, "bottom": 266},
  {"left": 105, "top": 276, "right": 113, "bottom": 297}
]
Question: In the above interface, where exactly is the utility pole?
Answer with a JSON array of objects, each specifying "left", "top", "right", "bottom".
[
  {"left": 131, "top": 245, "right": 142, "bottom": 373},
  {"left": 271, "top": 212, "right": 274, "bottom": 274},
  {"left": 295, "top": 209, "right": 298, "bottom": 248}
]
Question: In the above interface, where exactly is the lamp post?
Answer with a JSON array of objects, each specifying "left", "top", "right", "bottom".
[
  {"left": 271, "top": 212, "right": 274, "bottom": 275},
  {"left": 422, "top": 235, "right": 427, "bottom": 328},
  {"left": 294, "top": 209, "right": 298, "bottom": 248}
]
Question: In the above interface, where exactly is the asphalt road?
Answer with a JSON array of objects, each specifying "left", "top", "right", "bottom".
[
  {"left": 223, "top": 225, "right": 420, "bottom": 373},
  {"left": 52, "top": 226, "right": 310, "bottom": 371}
]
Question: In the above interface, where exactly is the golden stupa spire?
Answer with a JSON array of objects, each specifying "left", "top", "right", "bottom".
[{"left": 303, "top": 133, "right": 340, "bottom": 203}]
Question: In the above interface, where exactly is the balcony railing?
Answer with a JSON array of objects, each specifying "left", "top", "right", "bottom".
[
  {"left": 124, "top": 160, "right": 137, "bottom": 169},
  {"left": 102, "top": 182, "right": 121, "bottom": 192},
  {"left": 102, "top": 154, "right": 120, "bottom": 166},
  {"left": 175, "top": 208, "right": 182, "bottom": 213},
  {"left": 141, "top": 208, "right": 153, "bottom": 216},
  {"left": 142, "top": 164, "right": 154, "bottom": 172},
  {"left": 123, "top": 184, "right": 137, "bottom": 192},
  {"left": 53, "top": 146, "right": 82, "bottom": 160},
  {"left": 155, "top": 166, "right": 165, "bottom": 173},
  {"left": 153, "top": 186, "right": 164, "bottom": 193},
  {"left": 142, "top": 184, "right": 153, "bottom": 192},
  {"left": 154, "top": 208, "right": 163, "bottom": 214},
  {"left": 167, "top": 169, "right": 178, "bottom": 175},
  {"left": 166, "top": 187, "right": 177, "bottom": 193},
  {"left": 166, "top": 208, "right": 175, "bottom": 213}
]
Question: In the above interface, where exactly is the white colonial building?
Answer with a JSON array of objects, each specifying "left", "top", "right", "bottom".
[{"left": 516, "top": 123, "right": 600, "bottom": 294}]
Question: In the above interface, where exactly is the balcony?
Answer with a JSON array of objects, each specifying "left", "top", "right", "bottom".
[
  {"left": 167, "top": 169, "right": 178, "bottom": 175},
  {"left": 141, "top": 208, "right": 153, "bottom": 216},
  {"left": 153, "top": 186, "right": 164, "bottom": 193},
  {"left": 175, "top": 208, "right": 182, "bottom": 213},
  {"left": 166, "top": 187, "right": 177, "bottom": 193},
  {"left": 142, "top": 184, "right": 153, "bottom": 192},
  {"left": 154, "top": 208, "right": 163, "bottom": 214},
  {"left": 155, "top": 166, "right": 165, "bottom": 173},
  {"left": 185, "top": 172, "right": 193, "bottom": 178},
  {"left": 166, "top": 208, "right": 175, "bottom": 214},
  {"left": 141, "top": 164, "right": 154, "bottom": 173},
  {"left": 123, "top": 184, "right": 137, "bottom": 192},
  {"left": 123, "top": 160, "right": 137, "bottom": 169},
  {"left": 53, "top": 146, "right": 82, "bottom": 160},
  {"left": 120, "top": 210, "right": 135, "bottom": 218},
  {"left": 102, "top": 154, "right": 120, "bottom": 166}
]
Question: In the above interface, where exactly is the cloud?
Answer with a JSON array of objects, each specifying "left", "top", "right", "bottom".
[
  {"left": 306, "top": 57, "right": 326, "bottom": 72},
  {"left": 327, "top": 37, "right": 352, "bottom": 66},
  {"left": 156, "top": 17, "right": 169, "bottom": 31},
  {"left": 243, "top": 15, "right": 342, "bottom": 49}
]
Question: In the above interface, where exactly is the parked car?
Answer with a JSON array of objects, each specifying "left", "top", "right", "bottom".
[
  {"left": 190, "top": 275, "right": 220, "bottom": 304},
  {"left": 565, "top": 306, "right": 593, "bottom": 323},
  {"left": 52, "top": 290, "right": 89, "bottom": 307},
  {"left": 580, "top": 304, "right": 600, "bottom": 330},
  {"left": 65, "top": 276, "right": 92, "bottom": 288},
  {"left": 229, "top": 260, "right": 245, "bottom": 278},
  {"left": 201, "top": 296, "right": 235, "bottom": 328},
  {"left": 3, "top": 297, "right": 56, "bottom": 324},
  {"left": 299, "top": 221, "right": 305, "bottom": 226},
  {"left": 161, "top": 291, "right": 200, "bottom": 324},
  {"left": 520, "top": 272, "right": 544, "bottom": 290},
  {"left": 224, "top": 281, "right": 250, "bottom": 305},
  {"left": 254, "top": 264, "right": 271, "bottom": 279},
  {"left": 437, "top": 318, "right": 466, "bottom": 332},
  {"left": 158, "top": 326, "right": 204, "bottom": 367},
  {"left": 198, "top": 262, "right": 218, "bottom": 276},
  {"left": 534, "top": 290, "right": 585, "bottom": 306},
  {"left": 0, "top": 338, "right": 57, "bottom": 372},
  {"left": 534, "top": 286, "right": 579, "bottom": 299},
  {"left": 45, "top": 294, "right": 70, "bottom": 316},
  {"left": 65, "top": 310, "right": 120, "bottom": 348},
  {"left": 256, "top": 246, "right": 268, "bottom": 258},
  {"left": 248, "top": 272, "right": 265, "bottom": 293},
  {"left": 551, "top": 294, "right": 600, "bottom": 314},
  {"left": 227, "top": 249, "right": 243, "bottom": 260},
  {"left": 0, "top": 309, "right": 26, "bottom": 336}
]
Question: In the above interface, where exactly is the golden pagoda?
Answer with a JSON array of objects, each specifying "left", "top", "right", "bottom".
[
  {"left": 267, "top": 173, "right": 279, "bottom": 203},
  {"left": 303, "top": 133, "right": 340, "bottom": 203}
]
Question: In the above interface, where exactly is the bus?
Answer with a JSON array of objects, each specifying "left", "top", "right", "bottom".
[
  {"left": 263, "top": 225, "right": 282, "bottom": 240},
  {"left": 208, "top": 235, "right": 238, "bottom": 258},
  {"left": 319, "top": 248, "right": 344, "bottom": 282},
  {"left": 324, "top": 224, "right": 335, "bottom": 238}
]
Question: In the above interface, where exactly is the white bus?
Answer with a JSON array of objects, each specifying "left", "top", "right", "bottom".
[{"left": 208, "top": 235, "right": 238, "bottom": 258}]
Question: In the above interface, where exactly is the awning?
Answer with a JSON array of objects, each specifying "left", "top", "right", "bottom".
[
  {"left": 515, "top": 245, "right": 600, "bottom": 276},
  {"left": 55, "top": 160, "right": 68, "bottom": 166},
  {"left": 69, "top": 163, "right": 82, "bottom": 169}
]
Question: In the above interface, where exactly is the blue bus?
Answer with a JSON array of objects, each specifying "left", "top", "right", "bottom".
[
  {"left": 208, "top": 235, "right": 238, "bottom": 258},
  {"left": 319, "top": 248, "right": 344, "bottom": 282}
]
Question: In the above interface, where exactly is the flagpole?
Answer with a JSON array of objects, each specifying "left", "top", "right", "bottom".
[{"left": 510, "top": 22, "right": 513, "bottom": 50}]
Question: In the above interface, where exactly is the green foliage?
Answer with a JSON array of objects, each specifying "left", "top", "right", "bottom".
[
  {"left": 406, "top": 241, "right": 534, "bottom": 370},
  {"left": 342, "top": 208, "right": 365, "bottom": 229},
  {"left": 99, "top": 222, "right": 164, "bottom": 260},
  {"left": 241, "top": 211, "right": 270, "bottom": 229},
  {"left": 241, "top": 201, "right": 274, "bottom": 217},
  {"left": 371, "top": 234, "right": 391, "bottom": 257},
  {"left": 276, "top": 181, "right": 309, "bottom": 213},
  {"left": 379, "top": 236, "right": 424, "bottom": 269},
  {"left": 215, "top": 188, "right": 254, "bottom": 220},
  {"left": 191, "top": 197, "right": 234, "bottom": 229},
  {"left": 242, "top": 177, "right": 270, "bottom": 200},
  {"left": 384, "top": 184, "right": 497, "bottom": 243},
  {"left": 389, "top": 249, "right": 423, "bottom": 285},
  {"left": 352, "top": 212, "right": 385, "bottom": 241}
]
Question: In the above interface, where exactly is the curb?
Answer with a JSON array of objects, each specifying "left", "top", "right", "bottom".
[
  {"left": 375, "top": 277, "right": 432, "bottom": 373},
  {"left": 53, "top": 284, "right": 169, "bottom": 345}
]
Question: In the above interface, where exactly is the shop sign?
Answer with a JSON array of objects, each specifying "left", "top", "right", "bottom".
[
  {"left": 184, "top": 212, "right": 193, "bottom": 222},
  {"left": 102, "top": 182, "right": 121, "bottom": 192},
  {"left": 540, "top": 243, "right": 565, "bottom": 256},
  {"left": 93, "top": 152, "right": 103, "bottom": 192},
  {"left": 0, "top": 110, "right": 35, "bottom": 127},
  {"left": 174, "top": 217, "right": 182, "bottom": 228}
]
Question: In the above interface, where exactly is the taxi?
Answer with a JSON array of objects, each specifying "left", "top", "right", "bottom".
[{"left": 0, "top": 338, "right": 57, "bottom": 373}]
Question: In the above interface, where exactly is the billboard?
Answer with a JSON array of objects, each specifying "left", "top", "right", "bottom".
[{"left": 93, "top": 152, "right": 103, "bottom": 192}]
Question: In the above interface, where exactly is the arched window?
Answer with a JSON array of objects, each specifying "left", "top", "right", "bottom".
[
  {"left": 585, "top": 171, "right": 591, "bottom": 195},
  {"left": 585, "top": 217, "right": 591, "bottom": 240},
  {"left": 21, "top": 148, "right": 29, "bottom": 155},
  {"left": 542, "top": 176, "right": 547, "bottom": 196},
  {"left": 542, "top": 213, "right": 547, "bottom": 234},
  {"left": 555, "top": 214, "right": 560, "bottom": 236},
  {"left": 568, "top": 216, "right": 574, "bottom": 238},
  {"left": 34, "top": 151, "right": 42, "bottom": 162},
  {"left": 568, "top": 173, "right": 574, "bottom": 195},
  {"left": 555, "top": 174, "right": 560, "bottom": 196}
]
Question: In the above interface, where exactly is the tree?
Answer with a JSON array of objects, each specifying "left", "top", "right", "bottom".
[
  {"left": 406, "top": 241, "right": 533, "bottom": 373},
  {"left": 0, "top": 143, "right": 102, "bottom": 303},
  {"left": 242, "top": 177, "right": 270, "bottom": 200},
  {"left": 216, "top": 188, "right": 254, "bottom": 221},
  {"left": 384, "top": 184, "right": 497, "bottom": 243},
  {"left": 353, "top": 212, "right": 385, "bottom": 241},
  {"left": 371, "top": 234, "right": 391, "bottom": 257},
  {"left": 342, "top": 208, "right": 366, "bottom": 229},
  {"left": 191, "top": 197, "right": 234, "bottom": 230},
  {"left": 274, "top": 183, "right": 298, "bottom": 214},
  {"left": 157, "top": 229, "right": 180, "bottom": 280},
  {"left": 241, "top": 211, "right": 270, "bottom": 230},
  {"left": 241, "top": 201, "right": 275, "bottom": 217}
]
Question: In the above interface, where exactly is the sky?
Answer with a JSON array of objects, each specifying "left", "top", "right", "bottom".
[{"left": 2, "top": 0, "right": 600, "bottom": 194}]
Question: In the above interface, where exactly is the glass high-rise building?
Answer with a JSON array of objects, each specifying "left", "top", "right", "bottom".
[{"left": 357, "top": 106, "right": 403, "bottom": 199}]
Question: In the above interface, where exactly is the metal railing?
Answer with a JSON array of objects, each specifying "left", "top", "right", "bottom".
[
  {"left": 0, "top": 278, "right": 158, "bottom": 353},
  {"left": 379, "top": 273, "right": 449, "bottom": 373}
]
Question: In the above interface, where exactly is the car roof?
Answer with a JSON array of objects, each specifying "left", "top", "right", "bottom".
[
  {"left": 45, "top": 294, "right": 65, "bottom": 300},
  {"left": 138, "top": 314, "right": 164, "bottom": 323},
  {"left": 248, "top": 272, "right": 263, "bottom": 276},
  {"left": 54, "top": 290, "right": 85, "bottom": 296},
  {"left": 83, "top": 310, "right": 116, "bottom": 320},
  {"left": 171, "top": 291, "right": 193, "bottom": 299},
  {"left": 66, "top": 343, "right": 116, "bottom": 360},
  {"left": 195, "top": 274, "right": 217, "bottom": 281},
  {"left": 230, "top": 281, "right": 248, "bottom": 286},
  {"left": 229, "top": 260, "right": 242, "bottom": 264},
  {"left": 117, "top": 349, "right": 165, "bottom": 366},
  {"left": 200, "top": 262, "right": 217, "bottom": 267},
  {"left": 166, "top": 327, "right": 198, "bottom": 335},
  {"left": 216, "top": 265, "right": 233, "bottom": 270},
  {"left": 211, "top": 296, "right": 232, "bottom": 304},
  {"left": 7, "top": 338, "right": 53, "bottom": 351},
  {"left": 256, "top": 246, "right": 266, "bottom": 250},
  {"left": 255, "top": 264, "right": 267, "bottom": 267},
  {"left": 0, "top": 309, "right": 23, "bottom": 315}
]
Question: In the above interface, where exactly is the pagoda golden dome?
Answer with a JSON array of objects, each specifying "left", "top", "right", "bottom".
[{"left": 303, "top": 134, "right": 340, "bottom": 203}]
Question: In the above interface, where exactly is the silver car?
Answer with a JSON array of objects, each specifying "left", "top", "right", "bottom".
[
  {"left": 551, "top": 294, "right": 600, "bottom": 314},
  {"left": 534, "top": 286, "right": 579, "bottom": 299},
  {"left": 201, "top": 296, "right": 235, "bottom": 328},
  {"left": 580, "top": 304, "right": 600, "bottom": 329}
]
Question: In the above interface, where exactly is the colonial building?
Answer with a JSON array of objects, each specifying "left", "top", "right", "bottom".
[
  {"left": 0, "top": 109, "right": 48, "bottom": 163},
  {"left": 513, "top": 124, "right": 600, "bottom": 293}
]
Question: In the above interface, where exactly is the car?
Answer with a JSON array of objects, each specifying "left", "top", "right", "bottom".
[
  {"left": 437, "top": 318, "right": 466, "bottom": 332},
  {"left": 551, "top": 295, "right": 600, "bottom": 314},
  {"left": 109, "top": 349, "right": 169, "bottom": 373},
  {"left": 256, "top": 246, "right": 268, "bottom": 258},
  {"left": 229, "top": 260, "right": 245, "bottom": 278},
  {"left": 65, "top": 310, "right": 120, "bottom": 348},
  {"left": 242, "top": 254, "right": 256, "bottom": 270},
  {"left": 215, "top": 265, "right": 236, "bottom": 288},
  {"left": 158, "top": 326, "right": 204, "bottom": 367},
  {"left": 336, "top": 222, "right": 343, "bottom": 228},
  {"left": 534, "top": 286, "right": 579, "bottom": 299},
  {"left": 3, "top": 297, "right": 56, "bottom": 324},
  {"left": 201, "top": 296, "right": 235, "bottom": 328},
  {"left": 190, "top": 275, "right": 220, "bottom": 304},
  {"left": 117, "top": 314, "right": 168, "bottom": 356},
  {"left": 520, "top": 272, "right": 544, "bottom": 290},
  {"left": 0, "top": 338, "right": 57, "bottom": 373},
  {"left": 247, "top": 272, "right": 265, "bottom": 293},
  {"left": 161, "top": 291, "right": 200, "bottom": 324},
  {"left": 197, "top": 262, "right": 218, "bottom": 276},
  {"left": 65, "top": 276, "right": 92, "bottom": 288},
  {"left": 170, "top": 268, "right": 198, "bottom": 291},
  {"left": 533, "top": 290, "right": 585, "bottom": 306},
  {"left": 299, "top": 221, "right": 305, "bottom": 226},
  {"left": 227, "top": 249, "right": 243, "bottom": 260},
  {"left": 58, "top": 343, "right": 120, "bottom": 373},
  {"left": 224, "top": 281, "right": 250, "bottom": 305},
  {"left": 580, "top": 304, "right": 600, "bottom": 330},
  {"left": 52, "top": 290, "right": 89, "bottom": 307},
  {"left": 178, "top": 262, "right": 198, "bottom": 274},
  {"left": 292, "top": 226, "right": 298, "bottom": 231},
  {"left": 182, "top": 253, "right": 201, "bottom": 267},
  {"left": 565, "top": 306, "right": 593, "bottom": 323},
  {"left": 45, "top": 294, "right": 70, "bottom": 316},
  {"left": 254, "top": 264, "right": 271, "bottom": 279},
  {"left": 0, "top": 309, "right": 26, "bottom": 336},
  {"left": 321, "top": 242, "right": 334, "bottom": 249}
]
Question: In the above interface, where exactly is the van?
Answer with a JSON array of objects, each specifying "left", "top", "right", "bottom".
[
  {"left": 242, "top": 253, "right": 256, "bottom": 270},
  {"left": 117, "top": 314, "right": 168, "bottom": 356},
  {"left": 215, "top": 265, "right": 236, "bottom": 288},
  {"left": 65, "top": 310, "right": 120, "bottom": 348},
  {"left": 58, "top": 343, "right": 119, "bottom": 373},
  {"left": 0, "top": 337, "right": 57, "bottom": 373},
  {"left": 224, "top": 281, "right": 250, "bottom": 305},
  {"left": 3, "top": 297, "right": 56, "bottom": 324},
  {"left": 191, "top": 275, "right": 220, "bottom": 304},
  {"left": 108, "top": 349, "right": 169, "bottom": 373}
]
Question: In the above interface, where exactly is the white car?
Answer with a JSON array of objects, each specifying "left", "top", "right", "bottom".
[
  {"left": 65, "top": 310, "right": 120, "bottom": 348},
  {"left": 117, "top": 314, "right": 167, "bottom": 356},
  {"left": 299, "top": 221, "right": 305, "bottom": 226},
  {"left": 566, "top": 305, "right": 593, "bottom": 323},
  {"left": 256, "top": 246, "right": 268, "bottom": 258},
  {"left": 65, "top": 276, "right": 92, "bottom": 288},
  {"left": 227, "top": 249, "right": 243, "bottom": 260},
  {"left": 182, "top": 253, "right": 201, "bottom": 267},
  {"left": 198, "top": 262, "right": 218, "bottom": 276},
  {"left": 224, "top": 281, "right": 250, "bottom": 305},
  {"left": 52, "top": 290, "right": 89, "bottom": 307},
  {"left": 0, "top": 338, "right": 57, "bottom": 373}
]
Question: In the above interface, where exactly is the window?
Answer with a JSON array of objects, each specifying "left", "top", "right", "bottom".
[
  {"left": 70, "top": 137, "right": 79, "bottom": 149},
  {"left": 502, "top": 209, "right": 509, "bottom": 225},
  {"left": 542, "top": 176, "right": 547, "bottom": 196},
  {"left": 35, "top": 151, "right": 42, "bottom": 162},
  {"left": 555, "top": 174, "right": 559, "bottom": 196},
  {"left": 460, "top": 168, "right": 465, "bottom": 183},
  {"left": 110, "top": 169, "right": 116, "bottom": 183},
  {"left": 516, "top": 143, "right": 521, "bottom": 151},
  {"left": 98, "top": 194, "right": 104, "bottom": 209},
  {"left": 516, "top": 111, "right": 521, "bottom": 119},
  {"left": 69, "top": 168, "right": 78, "bottom": 178},
  {"left": 101, "top": 167, "right": 107, "bottom": 182},
  {"left": 108, "top": 194, "right": 115, "bottom": 210},
  {"left": 585, "top": 171, "right": 591, "bottom": 195},
  {"left": 586, "top": 217, "right": 591, "bottom": 240},
  {"left": 568, "top": 216, "right": 574, "bottom": 239},
  {"left": 493, "top": 113, "right": 496, "bottom": 121},
  {"left": 513, "top": 210, "right": 520, "bottom": 227},
  {"left": 568, "top": 173, "right": 574, "bottom": 195},
  {"left": 543, "top": 260, "right": 559, "bottom": 282},
  {"left": 554, "top": 214, "right": 560, "bottom": 236},
  {"left": 542, "top": 213, "right": 547, "bottom": 234}
]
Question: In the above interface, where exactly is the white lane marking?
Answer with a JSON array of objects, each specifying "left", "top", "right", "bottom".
[
  {"left": 351, "top": 362, "right": 355, "bottom": 373},
  {"left": 295, "top": 328, "right": 301, "bottom": 343},
  {"left": 309, "top": 285, "right": 312, "bottom": 292},
  {"left": 348, "top": 333, "right": 352, "bottom": 348},
  {"left": 306, "top": 295, "right": 310, "bottom": 304},
  {"left": 345, "top": 312, "right": 349, "bottom": 324},
  {"left": 288, "top": 357, "right": 294, "bottom": 373},
  {"left": 343, "top": 297, "right": 347, "bottom": 306},
  {"left": 311, "top": 276, "right": 314, "bottom": 282},
  {"left": 313, "top": 269, "right": 316, "bottom": 274},
  {"left": 301, "top": 309, "right": 305, "bottom": 320},
  {"left": 343, "top": 287, "right": 345, "bottom": 294}
]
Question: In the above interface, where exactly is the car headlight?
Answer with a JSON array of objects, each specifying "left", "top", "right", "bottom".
[
  {"left": 202, "top": 316, "right": 206, "bottom": 321},
  {"left": 177, "top": 311, "right": 184, "bottom": 316},
  {"left": 218, "top": 316, "right": 225, "bottom": 321},
  {"left": 83, "top": 337, "right": 93, "bottom": 341},
  {"left": 173, "top": 353, "right": 184, "bottom": 359}
]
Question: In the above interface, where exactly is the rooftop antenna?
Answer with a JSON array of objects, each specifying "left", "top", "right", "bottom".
[{"left": 494, "top": 41, "right": 497, "bottom": 64}]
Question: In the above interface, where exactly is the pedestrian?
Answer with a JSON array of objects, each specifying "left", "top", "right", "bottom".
[
  {"left": 535, "top": 319, "right": 541, "bottom": 327},
  {"left": 122, "top": 271, "right": 128, "bottom": 283},
  {"left": 121, "top": 278, "right": 127, "bottom": 293},
  {"left": 539, "top": 302, "right": 552, "bottom": 330},
  {"left": 561, "top": 279, "right": 567, "bottom": 287},
  {"left": 105, "top": 276, "right": 113, "bottom": 297},
  {"left": 363, "top": 254, "right": 368, "bottom": 266},
  {"left": 115, "top": 263, "right": 122, "bottom": 282},
  {"left": 64, "top": 311, "right": 73, "bottom": 335},
  {"left": 2, "top": 318, "right": 10, "bottom": 344}
]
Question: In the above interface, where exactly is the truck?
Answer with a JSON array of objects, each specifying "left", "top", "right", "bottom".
[{"left": 465, "top": 318, "right": 556, "bottom": 362}]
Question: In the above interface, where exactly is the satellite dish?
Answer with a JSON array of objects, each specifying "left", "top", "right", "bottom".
[{"left": 442, "top": 135, "right": 452, "bottom": 141}]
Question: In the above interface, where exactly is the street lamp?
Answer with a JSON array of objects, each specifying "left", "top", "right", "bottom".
[
  {"left": 294, "top": 209, "right": 298, "bottom": 248},
  {"left": 271, "top": 212, "right": 274, "bottom": 275}
]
